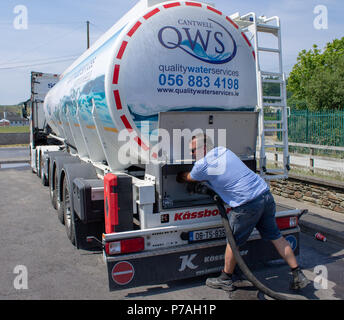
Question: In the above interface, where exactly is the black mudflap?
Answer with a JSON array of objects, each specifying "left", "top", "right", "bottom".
[{"left": 106, "top": 231, "right": 299, "bottom": 290}]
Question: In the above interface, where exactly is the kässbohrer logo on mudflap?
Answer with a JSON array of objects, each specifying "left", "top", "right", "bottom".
[{"left": 174, "top": 207, "right": 231, "bottom": 221}]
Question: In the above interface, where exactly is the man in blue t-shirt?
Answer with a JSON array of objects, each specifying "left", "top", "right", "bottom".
[{"left": 177, "top": 133, "right": 310, "bottom": 291}]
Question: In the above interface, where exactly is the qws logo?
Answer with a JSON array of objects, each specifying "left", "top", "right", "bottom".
[{"left": 158, "top": 18, "right": 237, "bottom": 64}]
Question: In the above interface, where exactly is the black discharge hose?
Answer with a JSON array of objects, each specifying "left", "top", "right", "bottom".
[{"left": 191, "top": 182, "right": 296, "bottom": 300}]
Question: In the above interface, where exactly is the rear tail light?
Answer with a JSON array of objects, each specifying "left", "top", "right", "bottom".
[
  {"left": 105, "top": 237, "right": 144, "bottom": 255},
  {"left": 276, "top": 216, "right": 298, "bottom": 230}
]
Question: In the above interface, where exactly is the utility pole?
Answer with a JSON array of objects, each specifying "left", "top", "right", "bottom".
[{"left": 86, "top": 21, "right": 90, "bottom": 49}]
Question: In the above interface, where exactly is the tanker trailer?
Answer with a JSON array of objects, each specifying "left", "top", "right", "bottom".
[
  {"left": 34, "top": 0, "right": 301, "bottom": 290},
  {"left": 43, "top": 0, "right": 257, "bottom": 170}
]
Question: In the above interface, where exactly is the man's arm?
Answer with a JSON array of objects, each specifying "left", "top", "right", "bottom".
[{"left": 176, "top": 171, "right": 198, "bottom": 183}]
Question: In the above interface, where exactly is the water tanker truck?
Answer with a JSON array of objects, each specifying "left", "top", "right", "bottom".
[{"left": 29, "top": 0, "right": 302, "bottom": 290}]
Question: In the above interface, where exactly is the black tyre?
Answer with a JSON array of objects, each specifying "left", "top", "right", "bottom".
[
  {"left": 49, "top": 166, "right": 58, "bottom": 210},
  {"left": 40, "top": 153, "right": 49, "bottom": 186},
  {"left": 30, "top": 146, "right": 35, "bottom": 174},
  {"left": 49, "top": 153, "right": 80, "bottom": 216},
  {"left": 47, "top": 152, "right": 67, "bottom": 210},
  {"left": 57, "top": 173, "right": 65, "bottom": 224},
  {"left": 37, "top": 151, "right": 42, "bottom": 179},
  {"left": 42, "top": 173, "right": 49, "bottom": 187},
  {"left": 62, "top": 177, "right": 76, "bottom": 245},
  {"left": 35, "top": 149, "right": 39, "bottom": 176},
  {"left": 61, "top": 162, "right": 98, "bottom": 248}
]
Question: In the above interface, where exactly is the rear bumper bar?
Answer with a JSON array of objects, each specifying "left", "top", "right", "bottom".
[
  {"left": 102, "top": 209, "right": 303, "bottom": 243},
  {"left": 105, "top": 228, "right": 300, "bottom": 290}
]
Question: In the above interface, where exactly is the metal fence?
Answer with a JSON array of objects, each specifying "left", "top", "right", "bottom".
[{"left": 283, "top": 110, "right": 344, "bottom": 147}]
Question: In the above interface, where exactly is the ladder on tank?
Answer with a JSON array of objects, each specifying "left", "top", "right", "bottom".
[{"left": 230, "top": 12, "right": 290, "bottom": 181}]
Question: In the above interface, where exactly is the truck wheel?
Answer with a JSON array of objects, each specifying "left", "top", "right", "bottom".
[
  {"left": 49, "top": 153, "right": 80, "bottom": 214},
  {"left": 37, "top": 150, "right": 42, "bottom": 178},
  {"left": 50, "top": 167, "right": 58, "bottom": 210},
  {"left": 30, "top": 146, "right": 35, "bottom": 174},
  {"left": 40, "top": 153, "right": 49, "bottom": 186},
  {"left": 57, "top": 174, "right": 65, "bottom": 225},
  {"left": 62, "top": 176, "right": 76, "bottom": 245},
  {"left": 47, "top": 151, "right": 68, "bottom": 210},
  {"left": 35, "top": 149, "right": 39, "bottom": 176},
  {"left": 61, "top": 162, "right": 98, "bottom": 248},
  {"left": 42, "top": 172, "right": 49, "bottom": 187}
]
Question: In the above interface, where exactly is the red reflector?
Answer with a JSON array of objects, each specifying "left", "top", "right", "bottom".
[
  {"left": 276, "top": 216, "right": 298, "bottom": 230},
  {"left": 122, "top": 238, "right": 144, "bottom": 253},
  {"left": 106, "top": 238, "right": 144, "bottom": 255}
]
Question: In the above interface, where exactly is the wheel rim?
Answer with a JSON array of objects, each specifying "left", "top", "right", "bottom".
[
  {"left": 64, "top": 182, "right": 72, "bottom": 229},
  {"left": 49, "top": 169, "right": 54, "bottom": 195},
  {"left": 35, "top": 151, "right": 39, "bottom": 173},
  {"left": 54, "top": 170, "right": 58, "bottom": 192},
  {"left": 54, "top": 170, "right": 59, "bottom": 210},
  {"left": 40, "top": 154, "right": 44, "bottom": 179}
]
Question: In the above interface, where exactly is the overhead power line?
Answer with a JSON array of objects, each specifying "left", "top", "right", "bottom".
[
  {"left": 0, "top": 23, "right": 85, "bottom": 67},
  {"left": 0, "top": 21, "right": 85, "bottom": 25},
  {"left": 0, "top": 54, "right": 81, "bottom": 67},
  {"left": 0, "top": 56, "right": 79, "bottom": 70}
]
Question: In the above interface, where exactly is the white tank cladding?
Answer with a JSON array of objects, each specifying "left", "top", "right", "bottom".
[{"left": 44, "top": 0, "right": 257, "bottom": 170}]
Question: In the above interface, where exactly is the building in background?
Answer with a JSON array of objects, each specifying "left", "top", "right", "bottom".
[
  {"left": 0, "top": 112, "right": 29, "bottom": 126},
  {"left": 0, "top": 118, "right": 10, "bottom": 127}
]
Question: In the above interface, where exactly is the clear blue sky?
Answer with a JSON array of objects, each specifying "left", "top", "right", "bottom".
[{"left": 0, "top": 0, "right": 342, "bottom": 105}]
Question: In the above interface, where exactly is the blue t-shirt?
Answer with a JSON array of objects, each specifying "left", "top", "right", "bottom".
[{"left": 190, "top": 147, "right": 269, "bottom": 207}]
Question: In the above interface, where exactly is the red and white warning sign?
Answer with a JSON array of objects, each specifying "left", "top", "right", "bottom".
[{"left": 112, "top": 261, "right": 135, "bottom": 285}]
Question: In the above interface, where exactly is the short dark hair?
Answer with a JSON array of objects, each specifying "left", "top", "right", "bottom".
[{"left": 191, "top": 133, "right": 214, "bottom": 152}]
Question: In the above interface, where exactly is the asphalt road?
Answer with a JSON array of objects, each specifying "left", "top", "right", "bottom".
[
  {"left": 0, "top": 146, "right": 29, "bottom": 161},
  {"left": 0, "top": 166, "right": 343, "bottom": 301},
  {"left": 0, "top": 141, "right": 344, "bottom": 300}
]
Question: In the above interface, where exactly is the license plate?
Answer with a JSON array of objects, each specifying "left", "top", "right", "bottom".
[{"left": 189, "top": 227, "right": 226, "bottom": 242}]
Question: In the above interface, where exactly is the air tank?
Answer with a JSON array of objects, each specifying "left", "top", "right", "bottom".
[{"left": 44, "top": 0, "right": 257, "bottom": 170}]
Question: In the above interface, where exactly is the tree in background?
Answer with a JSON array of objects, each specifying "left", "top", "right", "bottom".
[{"left": 287, "top": 37, "right": 344, "bottom": 111}]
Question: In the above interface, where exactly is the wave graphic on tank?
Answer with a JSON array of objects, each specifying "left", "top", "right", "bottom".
[
  {"left": 53, "top": 75, "right": 115, "bottom": 130},
  {"left": 179, "top": 39, "right": 232, "bottom": 64}
]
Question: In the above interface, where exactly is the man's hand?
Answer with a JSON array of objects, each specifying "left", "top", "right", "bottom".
[
  {"left": 176, "top": 171, "right": 188, "bottom": 183},
  {"left": 176, "top": 171, "right": 197, "bottom": 183}
]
